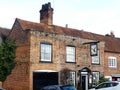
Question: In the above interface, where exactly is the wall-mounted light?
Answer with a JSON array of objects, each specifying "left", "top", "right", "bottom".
[
  {"left": 72, "top": 38, "right": 76, "bottom": 41},
  {"left": 45, "top": 33, "right": 48, "bottom": 36}
]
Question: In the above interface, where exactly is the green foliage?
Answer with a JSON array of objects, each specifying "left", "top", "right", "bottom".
[
  {"left": 60, "top": 68, "right": 71, "bottom": 85},
  {"left": 96, "top": 74, "right": 109, "bottom": 85},
  {"left": 77, "top": 85, "right": 83, "bottom": 90},
  {"left": 0, "top": 39, "right": 16, "bottom": 82}
]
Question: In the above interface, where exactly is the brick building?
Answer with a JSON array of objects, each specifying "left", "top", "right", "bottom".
[
  {"left": 0, "top": 27, "right": 10, "bottom": 44},
  {"left": 3, "top": 2, "right": 120, "bottom": 90}
]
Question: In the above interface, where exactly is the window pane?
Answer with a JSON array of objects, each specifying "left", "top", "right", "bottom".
[
  {"left": 93, "top": 72, "right": 99, "bottom": 85},
  {"left": 70, "top": 72, "right": 75, "bottom": 86},
  {"left": 108, "top": 57, "right": 117, "bottom": 68},
  {"left": 92, "top": 50, "right": 100, "bottom": 64},
  {"left": 66, "top": 46, "right": 75, "bottom": 62},
  {"left": 41, "top": 43, "right": 52, "bottom": 62}
]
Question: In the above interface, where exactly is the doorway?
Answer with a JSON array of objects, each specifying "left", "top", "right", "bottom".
[
  {"left": 81, "top": 73, "right": 88, "bottom": 90},
  {"left": 33, "top": 71, "right": 58, "bottom": 90},
  {"left": 79, "top": 67, "right": 92, "bottom": 90}
]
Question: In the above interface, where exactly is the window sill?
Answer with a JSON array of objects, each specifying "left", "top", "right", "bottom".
[
  {"left": 66, "top": 62, "right": 76, "bottom": 64},
  {"left": 108, "top": 66, "right": 117, "bottom": 68},
  {"left": 40, "top": 61, "right": 52, "bottom": 63}
]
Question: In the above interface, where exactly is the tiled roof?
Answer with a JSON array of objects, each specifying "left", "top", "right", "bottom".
[{"left": 16, "top": 18, "right": 120, "bottom": 53}]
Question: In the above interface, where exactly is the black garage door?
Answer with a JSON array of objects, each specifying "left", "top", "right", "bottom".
[{"left": 33, "top": 72, "right": 58, "bottom": 90}]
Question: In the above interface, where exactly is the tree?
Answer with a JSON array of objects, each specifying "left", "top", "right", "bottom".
[
  {"left": 60, "top": 68, "right": 71, "bottom": 85},
  {"left": 96, "top": 74, "right": 109, "bottom": 85},
  {"left": 0, "top": 39, "right": 16, "bottom": 82}
]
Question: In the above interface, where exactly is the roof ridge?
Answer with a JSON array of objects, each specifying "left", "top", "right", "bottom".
[
  {"left": 11, "top": 18, "right": 120, "bottom": 53},
  {"left": 15, "top": 18, "right": 120, "bottom": 41}
]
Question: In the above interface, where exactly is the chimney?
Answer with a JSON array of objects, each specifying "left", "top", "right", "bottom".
[
  {"left": 65, "top": 24, "right": 68, "bottom": 28},
  {"left": 40, "top": 2, "right": 53, "bottom": 25},
  {"left": 110, "top": 31, "right": 115, "bottom": 37}
]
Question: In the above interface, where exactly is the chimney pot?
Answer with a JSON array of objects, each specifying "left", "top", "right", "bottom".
[
  {"left": 110, "top": 31, "right": 115, "bottom": 37},
  {"left": 66, "top": 24, "right": 68, "bottom": 28},
  {"left": 40, "top": 2, "right": 53, "bottom": 25}
]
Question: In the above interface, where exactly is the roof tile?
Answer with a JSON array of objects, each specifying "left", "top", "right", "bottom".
[{"left": 16, "top": 18, "right": 120, "bottom": 53}]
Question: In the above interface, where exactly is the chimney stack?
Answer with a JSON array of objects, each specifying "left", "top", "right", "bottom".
[
  {"left": 110, "top": 31, "right": 115, "bottom": 37},
  {"left": 40, "top": 2, "right": 53, "bottom": 25}
]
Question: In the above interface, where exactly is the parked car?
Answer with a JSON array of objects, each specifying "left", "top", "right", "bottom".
[
  {"left": 89, "top": 81, "right": 120, "bottom": 90},
  {"left": 40, "top": 85, "right": 77, "bottom": 90}
]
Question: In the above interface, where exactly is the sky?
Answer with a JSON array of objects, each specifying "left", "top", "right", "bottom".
[{"left": 0, "top": 0, "right": 120, "bottom": 37}]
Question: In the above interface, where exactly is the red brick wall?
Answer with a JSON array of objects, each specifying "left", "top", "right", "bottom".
[
  {"left": 104, "top": 52, "right": 120, "bottom": 76},
  {"left": 4, "top": 22, "right": 106, "bottom": 90},
  {"left": 29, "top": 31, "right": 105, "bottom": 89},
  {"left": 3, "top": 21, "right": 30, "bottom": 90}
]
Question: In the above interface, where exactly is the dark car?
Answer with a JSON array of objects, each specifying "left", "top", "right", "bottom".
[
  {"left": 41, "top": 85, "right": 77, "bottom": 90},
  {"left": 61, "top": 85, "right": 77, "bottom": 90},
  {"left": 0, "top": 88, "right": 4, "bottom": 90}
]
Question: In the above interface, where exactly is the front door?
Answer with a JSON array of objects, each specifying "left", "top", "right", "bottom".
[
  {"left": 82, "top": 76, "right": 86, "bottom": 90},
  {"left": 79, "top": 67, "right": 92, "bottom": 90},
  {"left": 81, "top": 73, "right": 88, "bottom": 90}
]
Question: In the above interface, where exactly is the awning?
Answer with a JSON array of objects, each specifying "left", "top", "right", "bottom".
[{"left": 111, "top": 74, "right": 120, "bottom": 77}]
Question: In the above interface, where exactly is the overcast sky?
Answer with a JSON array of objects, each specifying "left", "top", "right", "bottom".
[{"left": 0, "top": 0, "right": 120, "bottom": 37}]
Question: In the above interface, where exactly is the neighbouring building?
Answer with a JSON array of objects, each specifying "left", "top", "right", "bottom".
[
  {"left": 3, "top": 2, "right": 120, "bottom": 90},
  {"left": 0, "top": 27, "right": 10, "bottom": 44}
]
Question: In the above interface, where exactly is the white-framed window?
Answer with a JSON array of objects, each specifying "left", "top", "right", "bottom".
[
  {"left": 66, "top": 46, "right": 76, "bottom": 62},
  {"left": 40, "top": 43, "right": 52, "bottom": 62},
  {"left": 108, "top": 56, "right": 117, "bottom": 68},
  {"left": 92, "top": 72, "right": 99, "bottom": 84},
  {"left": 92, "top": 50, "right": 100, "bottom": 64},
  {"left": 70, "top": 71, "right": 76, "bottom": 86}
]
